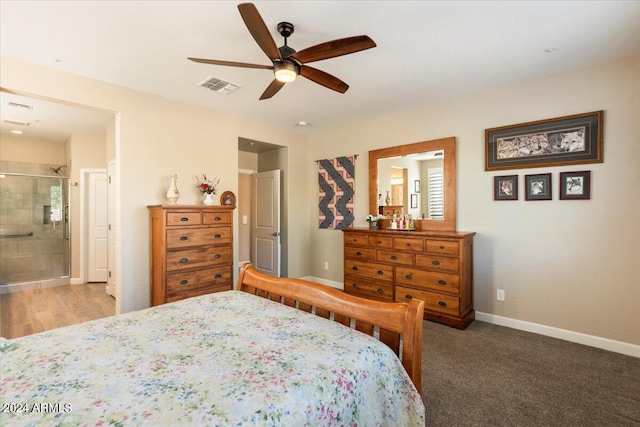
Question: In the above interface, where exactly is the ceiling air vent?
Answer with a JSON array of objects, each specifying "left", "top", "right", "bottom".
[
  {"left": 198, "top": 76, "right": 240, "bottom": 95},
  {"left": 7, "top": 102, "right": 34, "bottom": 110},
  {"left": 3, "top": 119, "right": 31, "bottom": 126}
]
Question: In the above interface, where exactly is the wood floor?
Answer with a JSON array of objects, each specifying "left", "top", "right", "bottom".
[{"left": 0, "top": 283, "right": 115, "bottom": 339}]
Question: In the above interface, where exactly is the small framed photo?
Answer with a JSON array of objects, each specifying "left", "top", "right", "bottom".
[
  {"left": 560, "top": 171, "right": 591, "bottom": 200},
  {"left": 220, "top": 191, "right": 236, "bottom": 206},
  {"left": 414, "top": 180, "right": 421, "bottom": 193},
  {"left": 410, "top": 193, "right": 418, "bottom": 208},
  {"left": 494, "top": 175, "right": 518, "bottom": 200},
  {"left": 525, "top": 173, "right": 552, "bottom": 201}
]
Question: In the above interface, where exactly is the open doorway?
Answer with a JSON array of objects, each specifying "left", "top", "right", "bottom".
[
  {"left": 238, "top": 137, "right": 288, "bottom": 277},
  {"left": 0, "top": 91, "right": 116, "bottom": 338}
]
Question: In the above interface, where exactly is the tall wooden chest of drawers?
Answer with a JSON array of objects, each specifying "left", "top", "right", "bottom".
[
  {"left": 343, "top": 228, "right": 475, "bottom": 329},
  {"left": 148, "top": 205, "right": 235, "bottom": 306}
]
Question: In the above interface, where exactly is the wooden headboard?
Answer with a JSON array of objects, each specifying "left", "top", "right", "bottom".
[{"left": 237, "top": 262, "right": 425, "bottom": 395}]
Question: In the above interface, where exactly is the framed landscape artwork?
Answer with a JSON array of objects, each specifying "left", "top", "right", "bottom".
[{"left": 485, "top": 111, "right": 603, "bottom": 171}]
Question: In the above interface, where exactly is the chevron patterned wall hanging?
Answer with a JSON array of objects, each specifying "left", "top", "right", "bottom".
[{"left": 318, "top": 155, "right": 356, "bottom": 229}]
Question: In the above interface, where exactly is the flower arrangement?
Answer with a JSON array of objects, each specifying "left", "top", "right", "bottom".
[
  {"left": 366, "top": 214, "right": 378, "bottom": 223},
  {"left": 195, "top": 174, "right": 220, "bottom": 195}
]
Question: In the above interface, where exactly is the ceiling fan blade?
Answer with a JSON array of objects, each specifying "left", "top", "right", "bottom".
[
  {"left": 238, "top": 3, "right": 282, "bottom": 62},
  {"left": 300, "top": 66, "right": 349, "bottom": 94},
  {"left": 290, "top": 35, "right": 376, "bottom": 64},
  {"left": 188, "top": 57, "right": 272, "bottom": 70},
  {"left": 259, "top": 79, "right": 286, "bottom": 100}
]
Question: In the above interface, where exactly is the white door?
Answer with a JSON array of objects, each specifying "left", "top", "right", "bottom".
[
  {"left": 106, "top": 160, "right": 117, "bottom": 295},
  {"left": 88, "top": 172, "right": 108, "bottom": 282},
  {"left": 252, "top": 170, "right": 280, "bottom": 276}
]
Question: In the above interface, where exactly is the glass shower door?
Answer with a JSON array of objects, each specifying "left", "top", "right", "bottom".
[{"left": 0, "top": 173, "right": 70, "bottom": 286}]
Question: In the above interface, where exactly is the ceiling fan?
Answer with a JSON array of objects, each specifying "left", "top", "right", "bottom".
[{"left": 188, "top": 3, "right": 376, "bottom": 100}]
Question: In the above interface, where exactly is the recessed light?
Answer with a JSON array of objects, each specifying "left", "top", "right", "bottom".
[
  {"left": 544, "top": 48, "right": 556, "bottom": 53},
  {"left": 297, "top": 121, "right": 310, "bottom": 127},
  {"left": 11, "top": 130, "right": 24, "bottom": 134}
]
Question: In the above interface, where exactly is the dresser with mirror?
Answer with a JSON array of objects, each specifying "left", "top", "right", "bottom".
[{"left": 343, "top": 137, "right": 476, "bottom": 329}]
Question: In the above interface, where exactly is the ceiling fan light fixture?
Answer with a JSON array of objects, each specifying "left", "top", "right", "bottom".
[{"left": 274, "top": 62, "right": 298, "bottom": 83}]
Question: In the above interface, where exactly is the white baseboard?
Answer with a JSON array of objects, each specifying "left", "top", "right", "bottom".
[
  {"left": 301, "top": 276, "right": 344, "bottom": 290},
  {"left": 70, "top": 278, "right": 85, "bottom": 285},
  {"left": 476, "top": 312, "right": 640, "bottom": 358}
]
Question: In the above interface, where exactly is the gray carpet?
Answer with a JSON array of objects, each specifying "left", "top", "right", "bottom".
[{"left": 421, "top": 320, "right": 640, "bottom": 426}]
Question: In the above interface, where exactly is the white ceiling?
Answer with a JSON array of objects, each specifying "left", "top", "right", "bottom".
[{"left": 1, "top": 1, "right": 639, "bottom": 140}]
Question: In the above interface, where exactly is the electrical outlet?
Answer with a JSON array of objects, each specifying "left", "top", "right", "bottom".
[
  {"left": 497, "top": 289, "right": 505, "bottom": 301},
  {"left": 324, "top": 262, "right": 329, "bottom": 270}
]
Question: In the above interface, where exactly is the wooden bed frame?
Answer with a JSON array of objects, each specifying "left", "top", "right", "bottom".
[{"left": 237, "top": 262, "right": 425, "bottom": 394}]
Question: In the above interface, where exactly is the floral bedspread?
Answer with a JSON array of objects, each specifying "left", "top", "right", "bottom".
[{"left": 1, "top": 290, "right": 424, "bottom": 426}]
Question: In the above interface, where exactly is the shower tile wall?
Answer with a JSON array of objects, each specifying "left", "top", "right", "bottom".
[{"left": 0, "top": 161, "right": 69, "bottom": 285}]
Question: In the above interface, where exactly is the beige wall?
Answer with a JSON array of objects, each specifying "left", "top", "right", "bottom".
[
  {"left": 309, "top": 55, "right": 640, "bottom": 346},
  {"left": 237, "top": 173, "right": 252, "bottom": 263},
  {"left": 0, "top": 135, "right": 66, "bottom": 165},
  {"left": 1, "top": 56, "right": 310, "bottom": 314}
]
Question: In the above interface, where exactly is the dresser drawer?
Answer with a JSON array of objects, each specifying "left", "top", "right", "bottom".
[
  {"left": 393, "top": 237, "right": 424, "bottom": 252},
  {"left": 415, "top": 253, "right": 460, "bottom": 273},
  {"left": 167, "top": 212, "right": 201, "bottom": 226},
  {"left": 166, "top": 265, "right": 232, "bottom": 295},
  {"left": 203, "top": 211, "right": 232, "bottom": 225},
  {"left": 396, "top": 285, "right": 460, "bottom": 317},
  {"left": 396, "top": 267, "right": 460, "bottom": 294},
  {"left": 344, "top": 260, "right": 393, "bottom": 282},
  {"left": 425, "top": 239, "right": 459, "bottom": 255},
  {"left": 167, "top": 227, "right": 231, "bottom": 248},
  {"left": 344, "top": 234, "right": 369, "bottom": 247},
  {"left": 377, "top": 250, "right": 414, "bottom": 266},
  {"left": 344, "top": 275, "right": 393, "bottom": 302},
  {"left": 368, "top": 235, "right": 393, "bottom": 249},
  {"left": 344, "top": 246, "right": 377, "bottom": 261},
  {"left": 167, "top": 246, "right": 232, "bottom": 271}
]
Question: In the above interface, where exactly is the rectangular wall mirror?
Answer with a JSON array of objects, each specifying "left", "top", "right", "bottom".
[{"left": 369, "top": 137, "right": 456, "bottom": 232}]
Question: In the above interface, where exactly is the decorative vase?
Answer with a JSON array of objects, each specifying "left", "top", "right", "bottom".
[
  {"left": 385, "top": 191, "right": 391, "bottom": 206},
  {"left": 166, "top": 174, "right": 180, "bottom": 204},
  {"left": 202, "top": 192, "right": 215, "bottom": 206},
  {"left": 370, "top": 221, "right": 378, "bottom": 230}
]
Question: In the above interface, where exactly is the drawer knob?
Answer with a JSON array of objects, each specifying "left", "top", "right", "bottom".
[
  {"left": 356, "top": 251, "right": 362, "bottom": 256},
  {"left": 214, "top": 254, "right": 222, "bottom": 259},
  {"left": 377, "top": 240, "right": 382, "bottom": 244},
  {"left": 180, "top": 236, "right": 188, "bottom": 241},
  {"left": 181, "top": 217, "right": 189, "bottom": 222},
  {"left": 352, "top": 266, "right": 359, "bottom": 271},
  {"left": 215, "top": 216, "right": 222, "bottom": 221},
  {"left": 438, "top": 301, "right": 447, "bottom": 307},
  {"left": 215, "top": 234, "right": 222, "bottom": 238},
  {"left": 438, "top": 280, "right": 447, "bottom": 285},
  {"left": 406, "top": 243, "right": 411, "bottom": 247},
  {"left": 180, "top": 258, "right": 188, "bottom": 263},
  {"left": 352, "top": 283, "right": 359, "bottom": 289},
  {"left": 180, "top": 280, "right": 188, "bottom": 285},
  {"left": 391, "top": 255, "right": 398, "bottom": 260},
  {"left": 214, "top": 274, "right": 222, "bottom": 279},
  {"left": 439, "top": 245, "right": 445, "bottom": 249},
  {"left": 377, "top": 270, "right": 383, "bottom": 275},
  {"left": 405, "top": 274, "right": 413, "bottom": 280},
  {"left": 432, "top": 260, "right": 440, "bottom": 266},
  {"left": 405, "top": 294, "right": 413, "bottom": 300},
  {"left": 377, "top": 288, "right": 384, "bottom": 294}
]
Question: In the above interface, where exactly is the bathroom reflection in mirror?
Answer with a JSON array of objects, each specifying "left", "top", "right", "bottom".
[{"left": 369, "top": 137, "right": 456, "bottom": 232}]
